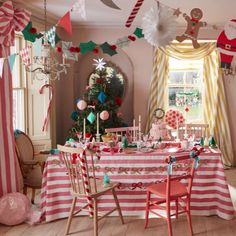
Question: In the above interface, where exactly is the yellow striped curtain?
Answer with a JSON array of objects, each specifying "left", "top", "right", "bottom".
[{"left": 146, "top": 42, "right": 234, "bottom": 166}]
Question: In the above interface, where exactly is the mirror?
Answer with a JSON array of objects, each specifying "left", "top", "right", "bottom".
[{"left": 88, "top": 62, "right": 125, "bottom": 99}]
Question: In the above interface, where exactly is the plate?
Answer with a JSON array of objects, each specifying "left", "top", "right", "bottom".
[
  {"left": 139, "top": 148, "right": 154, "bottom": 153},
  {"left": 164, "top": 147, "right": 185, "bottom": 153}
]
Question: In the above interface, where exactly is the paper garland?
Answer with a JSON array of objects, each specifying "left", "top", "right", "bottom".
[
  {"left": 57, "top": 11, "right": 72, "bottom": 35},
  {"left": 22, "top": 21, "right": 43, "bottom": 43}
]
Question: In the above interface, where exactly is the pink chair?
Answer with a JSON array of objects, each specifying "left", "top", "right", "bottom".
[{"left": 145, "top": 152, "right": 200, "bottom": 236}]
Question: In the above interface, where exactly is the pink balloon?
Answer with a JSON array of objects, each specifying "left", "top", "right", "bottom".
[
  {"left": 100, "top": 110, "right": 109, "bottom": 120},
  {"left": 0, "top": 192, "right": 31, "bottom": 226},
  {"left": 77, "top": 100, "right": 87, "bottom": 110}
]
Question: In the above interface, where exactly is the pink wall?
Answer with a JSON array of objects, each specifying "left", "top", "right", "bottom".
[{"left": 55, "top": 27, "right": 236, "bottom": 164}]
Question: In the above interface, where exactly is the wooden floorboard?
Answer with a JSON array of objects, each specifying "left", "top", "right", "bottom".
[{"left": 0, "top": 168, "right": 236, "bottom": 236}]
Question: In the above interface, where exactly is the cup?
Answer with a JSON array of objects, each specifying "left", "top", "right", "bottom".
[{"left": 181, "top": 140, "right": 189, "bottom": 150}]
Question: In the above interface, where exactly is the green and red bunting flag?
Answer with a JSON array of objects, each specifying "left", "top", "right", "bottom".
[
  {"left": 32, "top": 38, "right": 42, "bottom": 57},
  {"left": 45, "top": 26, "right": 56, "bottom": 48},
  {"left": 57, "top": 11, "right": 72, "bottom": 35},
  {"left": 79, "top": 41, "right": 97, "bottom": 54},
  {"left": 100, "top": 42, "right": 117, "bottom": 56},
  {"left": 62, "top": 41, "right": 78, "bottom": 61},
  {"left": 133, "top": 27, "right": 144, "bottom": 38},
  {"left": 116, "top": 36, "right": 130, "bottom": 48},
  {"left": 8, "top": 53, "right": 17, "bottom": 72},
  {"left": 22, "top": 21, "right": 43, "bottom": 43}
]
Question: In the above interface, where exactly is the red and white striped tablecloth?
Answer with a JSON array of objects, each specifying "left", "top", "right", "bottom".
[{"left": 40, "top": 150, "right": 235, "bottom": 222}]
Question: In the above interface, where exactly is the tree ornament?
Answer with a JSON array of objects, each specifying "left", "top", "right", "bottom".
[
  {"left": 142, "top": 5, "right": 177, "bottom": 47},
  {"left": 77, "top": 100, "right": 87, "bottom": 110},
  {"left": 100, "top": 110, "right": 109, "bottom": 120},
  {"left": 93, "top": 58, "right": 106, "bottom": 71},
  {"left": 87, "top": 112, "right": 96, "bottom": 124},
  {"left": 176, "top": 8, "right": 207, "bottom": 49},
  {"left": 115, "top": 97, "right": 122, "bottom": 106},
  {"left": 98, "top": 91, "right": 107, "bottom": 104},
  {"left": 71, "top": 111, "right": 79, "bottom": 121}
]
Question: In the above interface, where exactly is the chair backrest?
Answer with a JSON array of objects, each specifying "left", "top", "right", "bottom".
[
  {"left": 57, "top": 145, "right": 98, "bottom": 195},
  {"left": 165, "top": 153, "right": 198, "bottom": 199},
  {"left": 105, "top": 126, "right": 139, "bottom": 141},
  {"left": 178, "top": 123, "right": 209, "bottom": 139},
  {"left": 15, "top": 131, "right": 34, "bottom": 163}
]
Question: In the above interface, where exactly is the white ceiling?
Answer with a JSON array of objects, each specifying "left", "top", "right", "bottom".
[{"left": 12, "top": 0, "right": 236, "bottom": 28}]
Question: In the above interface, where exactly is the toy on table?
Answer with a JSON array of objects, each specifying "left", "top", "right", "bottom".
[
  {"left": 103, "top": 173, "right": 111, "bottom": 187},
  {"left": 149, "top": 108, "right": 170, "bottom": 141}
]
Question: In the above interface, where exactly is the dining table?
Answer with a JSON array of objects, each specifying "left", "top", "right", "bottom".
[{"left": 40, "top": 146, "right": 235, "bottom": 222}]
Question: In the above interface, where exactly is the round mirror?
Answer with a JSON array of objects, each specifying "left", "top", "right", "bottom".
[
  {"left": 88, "top": 63, "right": 125, "bottom": 99},
  {"left": 154, "top": 108, "right": 165, "bottom": 119}
]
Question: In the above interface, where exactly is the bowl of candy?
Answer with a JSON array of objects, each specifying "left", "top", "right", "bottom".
[{"left": 101, "top": 133, "right": 113, "bottom": 143}]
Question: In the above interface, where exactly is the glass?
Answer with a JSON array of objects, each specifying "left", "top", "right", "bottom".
[
  {"left": 143, "top": 134, "right": 149, "bottom": 146},
  {"left": 171, "top": 129, "right": 177, "bottom": 141},
  {"left": 76, "top": 132, "right": 82, "bottom": 142}
]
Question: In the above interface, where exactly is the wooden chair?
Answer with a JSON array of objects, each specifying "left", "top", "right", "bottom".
[
  {"left": 15, "top": 131, "right": 45, "bottom": 204},
  {"left": 178, "top": 123, "right": 209, "bottom": 140},
  {"left": 57, "top": 144, "right": 124, "bottom": 236},
  {"left": 145, "top": 153, "right": 199, "bottom": 236},
  {"left": 105, "top": 126, "right": 139, "bottom": 141}
]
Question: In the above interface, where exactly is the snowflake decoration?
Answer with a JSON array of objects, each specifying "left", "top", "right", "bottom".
[{"left": 93, "top": 58, "right": 106, "bottom": 71}]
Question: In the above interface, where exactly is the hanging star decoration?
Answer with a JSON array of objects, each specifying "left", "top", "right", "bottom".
[
  {"left": 93, "top": 58, "right": 106, "bottom": 71},
  {"left": 173, "top": 8, "right": 181, "bottom": 17}
]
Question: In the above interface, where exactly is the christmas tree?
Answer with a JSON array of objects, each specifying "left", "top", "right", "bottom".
[{"left": 67, "top": 58, "right": 124, "bottom": 140}]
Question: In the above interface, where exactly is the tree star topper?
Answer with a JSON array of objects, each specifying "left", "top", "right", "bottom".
[{"left": 93, "top": 58, "right": 106, "bottom": 71}]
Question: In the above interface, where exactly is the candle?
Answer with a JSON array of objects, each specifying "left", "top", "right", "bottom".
[
  {"left": 62, "top": 55, "right": 66, "bottom": 64},
  {"left": 96, "top": 113, "right": 99, "bottom": 135},
  {"left": 138, "top": 115, "right": 141, "bottom": 141},
  {"left": 176, "top": 118, "right": 179, "bottom": 140},
  {"left": 133, "top": 119, "right": 136, "bottom": 142},
  {"left": 83, "top": 118, "right": 86, "bottom": 140}
]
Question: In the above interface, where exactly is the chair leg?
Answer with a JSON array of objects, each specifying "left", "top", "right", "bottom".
[
  {"left": 31, "top": 188, "right": 36, "bottom": 204},
  {"left": 112, "top": 188, "right": 124, "bottom": 224},
  {"left": 23, "top": 186, "right": 27, "bottom": 195},
  {"left": 65, "top": 197, "right": 77, "bottom": 236},
  {"left": 175, "top": 199, "right": 178, "bottom": 219},
  {"left": 186, "top": 198, "right": 193, "bottom": 236},
  {"left": 145, "top": 191, "right": 150, "bottom": 229},
  {"left": 93, "top": 198, "right": 98, "bottom": 236},
  {"left": 167, "top": 202, "right": 173, "bottom": 236}
]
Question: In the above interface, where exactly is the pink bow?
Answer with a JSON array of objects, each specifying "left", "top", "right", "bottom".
[{"left": 0, "top": 0, "right": 31, "bottom": 58}]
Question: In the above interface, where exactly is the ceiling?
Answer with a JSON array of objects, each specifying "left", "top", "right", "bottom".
[{"left": 12, "top": 0, "right": 236, "bottom": 28}]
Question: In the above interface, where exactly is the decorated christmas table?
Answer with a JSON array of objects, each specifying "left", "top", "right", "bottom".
[{"left": 40, "top": 148, "right": 235, "bottom": 222}]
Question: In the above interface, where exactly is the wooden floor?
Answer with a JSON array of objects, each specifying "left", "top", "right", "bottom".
[{"left": 1, "top": 168, "right": 236, "bottom": 236}]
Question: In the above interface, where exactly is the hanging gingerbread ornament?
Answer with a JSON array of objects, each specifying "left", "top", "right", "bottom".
[{"left": 176, "top": 8, "right": 207, "bottom": 48}]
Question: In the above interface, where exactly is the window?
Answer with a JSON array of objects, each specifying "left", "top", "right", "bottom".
[
  {"left": 168, "top": 57, "right": 204, "bottom": 123},
  {"left": 11, "top": 35, "right": 27, "bottom": 131}
]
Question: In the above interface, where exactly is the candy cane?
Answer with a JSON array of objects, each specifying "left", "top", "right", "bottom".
[
  {"left": 125, "top": 0, "right": 144, "bottom": 28},
  {"left": 79, "top": 150, "right": 94, "bottom": 217},
  {"left": 39, "top": 84, "right": 53, "bottom": 132}
]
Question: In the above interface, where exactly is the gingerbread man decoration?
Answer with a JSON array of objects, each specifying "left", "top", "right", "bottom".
[{"left": 176, "top": 8, "right": 207, "bottom": 48}]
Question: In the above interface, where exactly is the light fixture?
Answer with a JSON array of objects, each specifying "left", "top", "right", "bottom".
[{"left": 27, "top": 0, "right": 69, "bottom": 82}]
